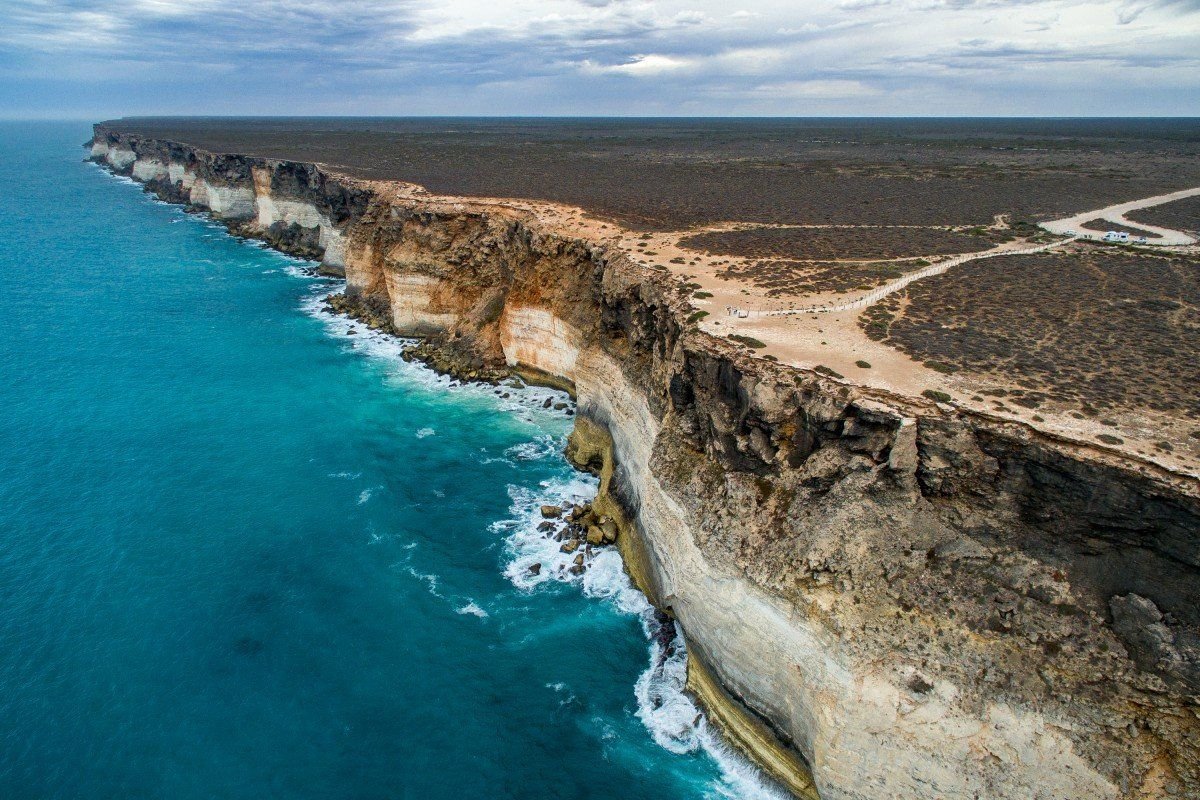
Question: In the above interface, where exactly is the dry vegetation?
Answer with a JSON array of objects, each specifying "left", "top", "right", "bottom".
[
  {"left": 105, "top": 118, "right": 1200, "bottom": 231},
  {"left": 1078, "top": 218, "right": 1161, "bottom": 238},
  {"left": 687, "top": 224, "right": 1031, "bottom": 296},
  {"left": 1126, "top": 195, "right": 1200, "bottom": 235},
  {"left": 716, "top": 259, "right": 926, "bottom": 296},
  {"left": 678, "top": 226, "right": 997, "bottom": 260},
  {"left": 862, "top": 246, "right": 1200, "bottom": 417}
]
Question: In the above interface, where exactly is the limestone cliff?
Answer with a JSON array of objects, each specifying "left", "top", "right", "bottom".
[{"left": 90, "top": 124, "right": 1200, "bottom": 800}]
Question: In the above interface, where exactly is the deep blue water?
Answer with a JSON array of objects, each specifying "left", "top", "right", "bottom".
[{"left": 0, "top": 123, "right": 780, "bottom": 800}]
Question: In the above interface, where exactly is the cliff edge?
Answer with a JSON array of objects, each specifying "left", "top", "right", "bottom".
[{"left": 90, "top": 124, "right": 1200, "bottom": 800}]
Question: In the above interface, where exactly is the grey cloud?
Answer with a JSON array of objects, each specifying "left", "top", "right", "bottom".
[
  {"left": 1118, "top": 2, "right": 1151, "bottom": 23},
  {"left": 0, "top": 0, "right": 1197, "bottom": 117},
  {"left": 837, "top": 0, "right": 891, "bottom": 8}
]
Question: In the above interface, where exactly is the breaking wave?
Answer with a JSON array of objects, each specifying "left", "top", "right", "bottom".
[
  {"left": 495, "top": 476, "right": 790, "bottom": 800},
  {"left": 288, "top": 259, "right": 785, "bottom": 800},
  {"left": 456, "top": 601, "right": 489, "bottom": 618},
  {"left": 296, "top": 285, "right": 577, "bottom": 428}
]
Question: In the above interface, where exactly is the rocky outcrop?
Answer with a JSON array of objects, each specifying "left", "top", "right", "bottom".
[
  {"left": 89, "top": 128, "right": 368, "bottom": 273},
  {"left": 90, "top": 124, "right": 1200, "bottom": 800}
]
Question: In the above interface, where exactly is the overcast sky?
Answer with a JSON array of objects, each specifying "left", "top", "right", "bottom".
[{"left": 1, "top": 0, "right": 1198, "bottom": 118}]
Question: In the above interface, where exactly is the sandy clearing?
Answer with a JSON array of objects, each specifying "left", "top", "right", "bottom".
[
  {"left": 755, "top": 238, "right": 1070, "bottom": 316},
  {"left": 1041, "top": 185, "right": 1200, "bottom": 245}
]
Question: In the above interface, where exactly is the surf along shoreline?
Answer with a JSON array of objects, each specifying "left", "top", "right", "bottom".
[
  {"left": 88, "top": 147, "right": 796, "bottom": 799},
  {"left": 88, "top": 123, "right": 1200, "bottom": 800}
]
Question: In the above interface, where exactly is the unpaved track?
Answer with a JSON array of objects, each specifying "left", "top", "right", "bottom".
[
  {"left": 753, "top": 238, "right": 1071, "bottom": 317},
  {"left": 1041, "top": 186, "right": 1200, "bottom": 245},
  {"left": 736, "top": 186, "right": 1200, "bottom": 318}
]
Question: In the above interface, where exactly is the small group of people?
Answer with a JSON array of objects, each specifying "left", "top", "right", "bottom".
[{"left": 724, "top": 306, "right": 750, "bottom": 318}]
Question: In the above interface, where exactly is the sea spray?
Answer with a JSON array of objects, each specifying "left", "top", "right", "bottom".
[
  {"left": 16, "top": 132, "right": 762, "bottom": 800},
  {"left": 455, "top": 601, "right": 489, "bottom": 618},
  {"left": 300, "top": 285, "right": 577, "bottom": 427},
  {"left": 110, "top": 166, "right": 785, "bottom": 799},
  {"left": 495, "top": 478, "right": 790, "bottom": 800},
  {"left": 305, "top": 279, "right": 786, "bottom": 798}
]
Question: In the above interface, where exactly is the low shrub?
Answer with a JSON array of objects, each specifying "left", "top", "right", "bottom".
[
  {"left": 729, "top": 334, "right": 767, "bottom": 349},
  {"left": 814, "top": 365, "right": 844, "bottom": 379},
  {"left": 864, "top": 321, "right": 888, "bottom": 341},
  {"left": 925, "top": 360, "right": 960, "bottom": 374}
]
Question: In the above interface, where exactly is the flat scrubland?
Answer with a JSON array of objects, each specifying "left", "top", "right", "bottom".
[
  {"left": 103, "top": 117, "right": 1200, "bottom": 230},
  {"left": 715, "top": 259, "right": 923, "bottom": 296},
  {"left": 679, "top": 226, "right": 1001, "bottom": 295},
  {"left": 864, "top": 245, "right": 1200, "bottom": 439},
  {"left": 1126, "top": 195, "right": 1200, "bottom": 235},
  {"left": 678, "top": 226, "right": 999, "bottom": 260}
]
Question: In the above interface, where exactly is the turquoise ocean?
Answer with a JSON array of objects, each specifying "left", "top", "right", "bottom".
[{"left": 0, "top": 122, "right": 783, "bottom": 800}]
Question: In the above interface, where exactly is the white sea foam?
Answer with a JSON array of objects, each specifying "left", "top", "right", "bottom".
[
  {"left": 281, "top": 262, "right": 315, "bottom": 280},
  {"left": 547, "top": 682, "right": 578, "bottom": 708},
  {"left": 415, "top": 427, "right": 435, "bottom": 439},
  {"left": 504, "top": 435, "right": 563, "bottom": 462},
  {"left": 497, "top": 476, "right": 599, "bottom": 592},
  {"left": 149, "top": 209, "right": 782, "bottom": 798},
  {"left": 406, "top": 567, "right": 443, "bottom": 599},
  {"left": 357, "top": 487, "right": 376, "bottom": 505},
  {"left": 295, "top": 286, "right": 577, "bottom": 428},
  {"left": 456, "top": 601, "right": 489, "bottom": 618},
  {"left": 496, "top": 473, "right": 790, "bottom": 800}
]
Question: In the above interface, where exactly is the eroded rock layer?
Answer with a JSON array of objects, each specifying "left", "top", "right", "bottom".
[{"left": 90, "top": 124, "right": 1200, "bottom": 800}]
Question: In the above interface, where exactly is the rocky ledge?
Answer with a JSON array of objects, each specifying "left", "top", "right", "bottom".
[{"left": 89, "top": 123, "right": 1200, "bottom": 800}]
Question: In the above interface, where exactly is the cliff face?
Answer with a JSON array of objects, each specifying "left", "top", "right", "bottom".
[
  {"left": 91, "top": 125, "right": 1200, "bottom": 800},
  {"left": 90, "top": 130, "right": 369, "bottom": 271}
]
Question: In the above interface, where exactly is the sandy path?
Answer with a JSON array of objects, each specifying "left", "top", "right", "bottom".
[
  {"left": 735, "top": 185, "right": 1200, "bottom": 318},
  {"left": 1041, "top": 185, "right": 1200, "bottom": 245},
  {"left": 752, "top": 237, "right": 1070, "bottom": 316}
]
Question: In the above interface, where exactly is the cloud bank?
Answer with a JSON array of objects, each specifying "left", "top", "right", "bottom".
[{"left": 1, "top": 0, "right": 1197, "bottom": 116}]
